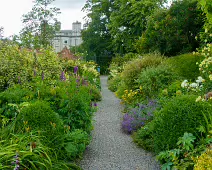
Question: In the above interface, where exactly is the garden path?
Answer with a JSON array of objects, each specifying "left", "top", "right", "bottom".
[{"left": 80, "top": 76, "right": 160, "bottom": 170}]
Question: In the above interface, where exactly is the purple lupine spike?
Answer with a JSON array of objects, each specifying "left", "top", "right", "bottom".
[
  {"left": 60, "top": 71, "right": 66, "bottom": 81},
  {"left": 74, "top": 66, "right": 78, "bottom": 74},
  {"left": 12, "top": 153, "right": 20, "bottom": 170},
  {"left": 41, "top": 71, "right": 44, "bottom": 81}
]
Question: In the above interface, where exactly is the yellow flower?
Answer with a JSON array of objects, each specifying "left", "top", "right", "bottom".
[
  {"left": 176, "top": 90, "right": 182, "bottom": 96},
  {"left": 25, "top": 126, "right": 30, "bottom": 132},
  {"left": 196, "top": 96, "right": 202, "bottom": 102},
  {"left": 209, "top": 74, "right": 212, "bottom": 81}
]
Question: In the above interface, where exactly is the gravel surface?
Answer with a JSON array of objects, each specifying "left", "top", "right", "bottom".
[{"left": 80, "top": 76, "right": 161, "bottom": 170}]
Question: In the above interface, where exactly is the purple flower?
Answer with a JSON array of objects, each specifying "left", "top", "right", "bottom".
[
  {"left": 12, "top": 153, "right": 20, "bottom": 170},
  {"left": 94, "top": 103, "right": 97, "bottom": 107},
  {"left": 121, "top": 100, "right": 158, "bottom": 134},
  {"left": 74, "top": 66, "right": 78, "bottom": 74},
  {"left": 60, "top": 71, "right": 66, "bottom": 81}
]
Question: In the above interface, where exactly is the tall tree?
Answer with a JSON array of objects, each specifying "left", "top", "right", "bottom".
[
  {"left": 108, "top": 0, "right": 167, "bottom": 55},
  {"left": 19, "top": 0, "right": 60, "bottom": 49},
  {"left": 82, "top": 0, "right": 114, "bottom": 65},
  {"left": 135, "top": 0, "right": 205, "bottom": 56}
]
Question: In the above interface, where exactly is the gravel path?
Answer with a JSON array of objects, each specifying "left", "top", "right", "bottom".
[{"left": 80, "top": 76, "right": 161, "bottom": 170}]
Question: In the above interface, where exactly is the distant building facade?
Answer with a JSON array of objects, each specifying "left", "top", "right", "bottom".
[{"left": 53, "top": 21, "right": 83, "bottom": 53}]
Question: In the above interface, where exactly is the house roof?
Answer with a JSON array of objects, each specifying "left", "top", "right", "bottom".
[{"left": 57, "top": 46, "right": 79, "bottom": 60}]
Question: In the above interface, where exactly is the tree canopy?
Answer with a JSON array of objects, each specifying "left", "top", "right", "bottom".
[{"left": 19, "top": 0, "right": 61, "bottom": 49}]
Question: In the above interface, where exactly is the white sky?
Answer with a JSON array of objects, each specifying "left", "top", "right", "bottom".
[{"left": 0, "top": 0, "right": 87, "bottom": 37}]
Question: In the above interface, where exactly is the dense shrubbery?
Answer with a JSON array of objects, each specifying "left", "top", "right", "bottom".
[
  {"left": 153, "top": 95, "right": 212, "bottom": 153},
  {"left": 108, "top": 47, "right": 212, "bottom": 169},
  {"left": 0, "top": 41, "right": 101, "bottom": 169},
  {"left": 166, "top": 53, "right": 204, "bottom": 81}
]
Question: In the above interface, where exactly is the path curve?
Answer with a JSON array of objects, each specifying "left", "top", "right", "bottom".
[{"left": 80, "top": 76, "right": 161, "bottom": 170}]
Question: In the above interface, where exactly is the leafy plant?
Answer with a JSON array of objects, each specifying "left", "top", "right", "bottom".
[
  {"left": 15, "top": 100, "right": 64, "bottom": 149},
  {"left": 153, "top": 95, "right": 212, "bottom": 153},
  {"left": 137, "top": 64, "right": 178, "bottom": 98}
]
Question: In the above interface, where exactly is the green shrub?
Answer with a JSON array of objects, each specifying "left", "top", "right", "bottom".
[
  {"left": 166, "top": 53, "right": 204, "bottom": 81},
  {"left": 132, "top": 122, "right": 155, "bottom": 152},
  {"left": 120, "top": 54, "right": 164, "bottom": 90},
  {"left": 62, "top": 129, "right": 90, "bottom": 160},
  {"left": 16, "top": 100, "right": 64, "bottom": 148},
  {"left": 0, "top": 42, "right": 62, "bottom": 91},
  {"left": 108, "top": 75, "right": 122, "bottom": 92},
  {"left": 153, "top": 95, "right": 212, "bottom": 153},
  {"left": 137, "top": 64, "right": 178, "bottom": 98}
]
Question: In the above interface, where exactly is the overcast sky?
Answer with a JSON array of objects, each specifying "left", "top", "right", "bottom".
[{"left": 0, "top": 0, "right": 87, "bottom": 37}]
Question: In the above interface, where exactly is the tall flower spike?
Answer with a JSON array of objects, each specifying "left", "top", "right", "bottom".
[
  {"left": 60, "top": 71, "right": 66, "bottom": 81},
  {"left": 74, "top": 66, "right": 78, "bottom": 74}
]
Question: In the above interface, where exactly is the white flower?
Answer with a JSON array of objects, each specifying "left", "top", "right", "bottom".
[
  {"left": 190, "top": 83, "right": 198, "bottom": 88},
  {"left": 181, "top": 80, "right": 188, "bottom": 88},
  {"left": 196, "top": 76, "right": 205, "bottom": 84}
]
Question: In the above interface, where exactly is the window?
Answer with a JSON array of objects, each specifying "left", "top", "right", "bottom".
[{"left": 64, "top": 40, "right": 67, "bottom": 44}]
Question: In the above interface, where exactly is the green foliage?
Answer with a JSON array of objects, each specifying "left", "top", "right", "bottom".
[
  {"left": 166, "top": 53, "right": 204, "bottom": 81},
  {"left": 198, "top": 0, "right": 212, "bottom": 32},
  {"left": 0, "top": 42, "right": 62, "bottom": 91},
  {"left": 62, "top": 129, "right": 90, "bottom": 160},
  {"left": 0, "top": 132, "right": 81, "bottom": 170},
  {"left": 132, "top": 122, "right": 155, "bottom": 152},
  {"left": 153, "top": 95, "right": 212, "bottom": 153},
  {"left": 137, "top": 0, "right": 204, "bottom": 56},
  {"left": 194, "top": 149, "right": 212, "bottom": 170},
  {"left": 120, "top": 54, "right": 163, "bottom": 90},
  {"left": 19, "top": 0, "right": 61, "bottom": 49},
  {"left": 0, "top": 42, "right": 34, "bottom": 91},
  {"left": 16, "top": 100, "right": 64, "bottom": 147},
  {"left": 108, "top": 75, "right": 122, "bottom": 92},
  {"left": 156, "top": 131, "right": 212, "bottom": 170},
  {"left": 108, "top": 0, "right": 166, "bottom": 54},
  {"left": 159, "top": 80, "right": 182, "bottom": 98},
  {"left": 111, "top": 53, "right": 140, "bottom": 66},
  {"left": 137, "top": 64, "right": 178, "bottom": 98},
  {"left": 82, "top": 0, "right": 114, "bottom": 65}
]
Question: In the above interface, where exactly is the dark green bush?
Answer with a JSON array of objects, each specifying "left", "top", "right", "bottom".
[
  {"left": 153, "top": 95, "right": 212, "bottom": 153},
  {"left": 137, "top": 64, "right": 178, "bottom": 98},
  {"left": 16, "top": 100, "right": 64, "bottom": 148},
  {"left": 166, "top": 53, "right": 204, "bottom": 81}
]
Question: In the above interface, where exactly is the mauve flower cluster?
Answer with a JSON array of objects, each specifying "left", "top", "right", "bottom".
[
  {"left": 74, "top": 66, "right": 78, "bottom": 74},
  {"left": 122, "top": 100, "right": 158, "bottom": 134},
  {"left": 60, "top": 71, "right": 66, "bottom": 81},
  {"left": 12, "top": 153, "right": 20, "bottom": 170}
]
